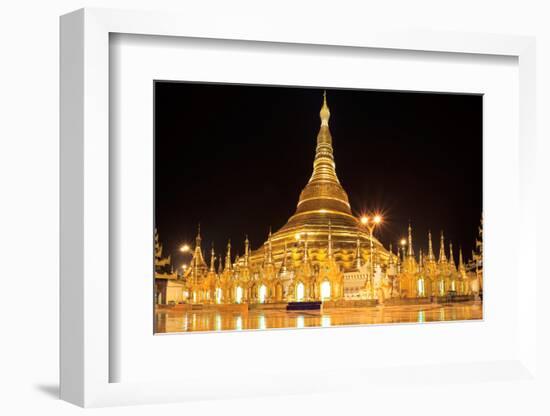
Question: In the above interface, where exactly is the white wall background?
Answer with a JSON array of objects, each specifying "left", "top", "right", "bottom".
[{"left": 0, "top": 1, "right": 548, "bottom": 415}]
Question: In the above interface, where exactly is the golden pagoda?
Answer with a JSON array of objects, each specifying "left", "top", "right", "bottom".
[
  {"left": 166, "top": 93, "right": 482, "bottom": 306},
  {"left": 248, "top": 92, "right": 387, "bottom": 271}
]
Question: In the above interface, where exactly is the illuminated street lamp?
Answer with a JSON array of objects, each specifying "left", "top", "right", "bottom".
[
  {"left": 178, "top": 263, "right": 188, "bottom": 279},
  {"left": 180, "top": 244, "right": 191, "bottom": 253},
  {"left": 360, "top": 214, "right": 383, "bottom": 298}
]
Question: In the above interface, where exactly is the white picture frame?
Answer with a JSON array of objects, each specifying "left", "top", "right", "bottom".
[{"left": 60, "top": 7, "right": 538, "bottom": 408}]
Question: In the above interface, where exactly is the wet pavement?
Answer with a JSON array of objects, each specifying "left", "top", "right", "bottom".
[{"left": 155, "top": 301, "right": 482, "bottom": 333}]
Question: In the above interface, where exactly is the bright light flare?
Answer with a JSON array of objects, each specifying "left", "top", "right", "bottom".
[
  {"left": 180, "top": 244, "right": 191, "bottom": 252},
  {"left": 373, "top": 215, "right": 382, "bottom": 224},
  {"left": 360, "top": 216, "right": 369, "bottom": 225}
]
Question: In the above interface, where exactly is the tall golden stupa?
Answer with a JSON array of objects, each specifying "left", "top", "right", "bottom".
[{"left": 248, "top": 92, "right": 388, "bottom": 271}]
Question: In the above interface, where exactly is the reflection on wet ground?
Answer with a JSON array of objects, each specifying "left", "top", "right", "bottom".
[{"left": 155, "top": 301, "right": 482, "bottom": 333}]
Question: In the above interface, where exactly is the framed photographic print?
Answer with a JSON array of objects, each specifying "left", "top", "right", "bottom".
[
  {"left": 153, "top": 82, "right": 483, "bottom": 334},
  {"left": 60, "top": 7, "right": 539, "bottom": 409}
]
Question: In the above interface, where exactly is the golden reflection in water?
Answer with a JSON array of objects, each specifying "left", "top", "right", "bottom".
[{"left": 155, "top": 301, "right": 483, "bottom": 334}]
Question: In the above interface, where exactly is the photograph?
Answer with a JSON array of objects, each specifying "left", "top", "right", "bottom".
[
  {"left": 153, "top": 83, "right": 483, "bottom": 333},
  {"left": 1, "top": 0, "right": 544, "bottom": 412}
]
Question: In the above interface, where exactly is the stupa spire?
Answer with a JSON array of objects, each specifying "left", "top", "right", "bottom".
[
  {"left": 209, "top": 244, "right": 215, "bottom": 272},
  {"left": 191, "top": 223, "right": 206, "bottom": 268},
  {"left": 279, "top": 91, "right": 353, "bottom": 233},
  {"left": 320, "top": 90, "right": 330, "bottom": 126},
  {"left": 224, "top": 240, "right": 232, "bottom": 271},
  {"left": 217, "top": 253, "right": 223, "bottom": 274},
  {"left": 407, "top": 222, "right": 414, "bottom": 257},
  {"left": 439, "top": 231, "right": 447, "bottom": 263},
  {"left": 308, "top": 91, "right": 339, "bottom": 185},
  {"left": 244, "top": 235, "right": 250, "bottom": 266},
  {"left": 449, "top": 242, "right": 456, "bottom": 268},
  {"left": 427, "top": 230, "right": 435, "bottom": 261}
]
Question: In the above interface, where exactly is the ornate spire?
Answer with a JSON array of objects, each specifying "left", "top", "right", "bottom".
[
  {"left": 224, "top": 240, "right": 232, "bottom": 271},
  {"left": 285, "top": 91, "right": 352, "bottom": 222},
  {"left": 327, "top": 219, "right": 333, "bottom": 259},
  {"left": 195, "top": 223, "right": 201, "bottom": 246},
  {"left": 217, "top": 253, "right": 223, "bottom": 274},
  {"left": 191, "top": 223, "right": 207, "bottom": 268},
  {"left": 309, "top": 91, "right": 338, "bottom": 184},
  {"left": 320, "top": 90, "right": 330, "bottom": 126},
  {"left": 244, "top": 235, "right": 250, "bottom": 266},
  {"left": 355, "top": 231, "right": 362, "bottom": 269},
  {"left": 439, "top": 231, "right": 447, "bottom": 263},
  {"left": 427, "top": 230, "right": 435, "bottom": 261},
  {"left": 449, "top": 242, "right": 456, "bottom": 268},
  {"left": 209, "top": 244, "right": 215, "bottom": 273},
  {"left": 407, "top": 222, "right": 414, "bottom": 257},
  {"left": 388, "top": 243, "right": 394, "bottom": 265}
]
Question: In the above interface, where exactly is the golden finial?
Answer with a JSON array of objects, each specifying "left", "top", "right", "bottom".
[
  {"left": 449, "top": 242, "right": 455, "bottom": 266},
  {"left": 195, "top": 223, "right": 202, "bottom": 247},
  {"left": 224, "top": 239, "right": 232, "bottom": 270},
  {"left": 439, "top": 231, "right": 447, "bottom": 263},
  {"left": 244, "top": 235, "right": 249, "bottom": 266},
  {"left": 427, "top": 230, "right": 435, "bottom": 261},
  {"left": 320, "top": 90, "right": 330, "bottom": 126},
  {"left": 217, "top": 253, "right": 223, "bottom": 274},
  {"left": 210, "top": 244, "right": 215, "bottom": 272}
]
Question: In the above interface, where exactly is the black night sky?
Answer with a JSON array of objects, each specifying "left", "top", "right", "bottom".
[{"left": 155, "top": 82, "right": 482, "bottom": 268}]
